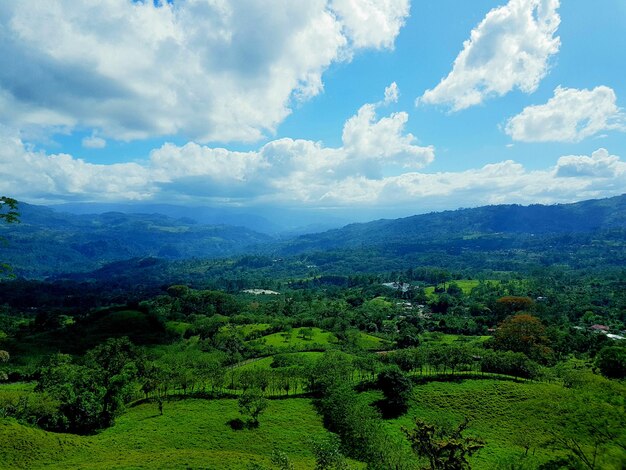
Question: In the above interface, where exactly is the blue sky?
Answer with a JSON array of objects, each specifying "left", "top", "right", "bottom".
[{"left": 0, "top": 0, "right": 625, "bottom": 221}]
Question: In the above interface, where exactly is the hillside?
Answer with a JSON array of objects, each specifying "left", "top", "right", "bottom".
[
  {"left": 0, "top": 204, "right": 273, "bottom": 278},
  {"left": 280, "top": 195, "right": 626, "bottom": 254}
]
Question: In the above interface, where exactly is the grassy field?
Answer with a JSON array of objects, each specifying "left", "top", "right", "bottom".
[
  {"left": 382, "top": 379, "right": 626, "bottom": 469},
  {"left": 1, "top": 398, "right": 344, "bottom": 469},
  {"left": 249, "top": 327, "right": 337, "bottom": 351},
  {"left": 248, "top": 327, "right": 389, "bottom": 352},
  {"left": 235, "top": 351, "right": 325, "bottom": 371},
  {"left": 424, "top": 279, "right": 498, "bottom": 297},
  {"left": 355, "top": 332, "right": 391, "bottom": 350},
  {"left": 237, "top": 323, "right": 271, "bottom": 337},
  {"left": 420, "top": 332, "right": 491, "bottom": 346}
]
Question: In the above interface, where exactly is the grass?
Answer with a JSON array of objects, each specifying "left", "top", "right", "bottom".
[
  {"left": 381, "top": 379, "right": 626, "bottom": 469},
  {"left": 0, "top": 381, "right": 36, "bottom": 403},
  {"left": 236, "top": 352, "right": 325, "bottom": 371},
  {"left": 237, "top": 323, "right": 271, "bottom": 338},
  {"left": 424, "top": 279, "right": 498, "bottom": 298},
  {"left": 1, "top": 398, "right": 346, "bottom": 469},
  {"left": 421, "top": 332, "right": 491, "bottom": 346},
  {"left": 355, "top": 332, "right": 390, "bottom": 350},
  {"left": 249, "top": 327, "right": 337, "bottom": 351}
]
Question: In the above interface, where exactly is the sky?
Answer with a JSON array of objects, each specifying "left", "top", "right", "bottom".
[{"left": 0, "top": 0, "right": 625, "bottom": 222}]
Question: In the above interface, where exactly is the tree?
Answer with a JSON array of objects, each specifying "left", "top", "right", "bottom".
[
  {"left": 491, "top": 314, "right": 552, "bottom": 363},
  {"left": 238, "top": 387, "right": 267, "bottom": 427},
  {"left": 376, "top": 367, "right": 412, "bottom": 416},
  {"left": 594, "top": 346, "right": 626, "bottom": 379},
  {"left": 281, "top": 325, "right": 293, "bottom": 343},
  {"left": 300, "top": 327, "right": 314, "bottom": 341},
  {"left": 493, "top": 296, "right": 534, "bottom": 322},
  {"left": 402, "top": 418, "right": 484, "bottom": 470},
  {"left": 37, "top": 338, "right": 142, "bottom": 433}
]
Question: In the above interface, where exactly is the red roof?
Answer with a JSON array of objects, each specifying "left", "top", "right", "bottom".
[{"left": 590, "top": 324, "right": 609, "bottom": 331}]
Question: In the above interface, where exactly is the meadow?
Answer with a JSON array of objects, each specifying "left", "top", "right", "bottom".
[
  {"left": 1, "top": 398, "right": 337, "bottom": 469},
  {"left": 384, "top": 378, "right": 626, "bottom": 470}
]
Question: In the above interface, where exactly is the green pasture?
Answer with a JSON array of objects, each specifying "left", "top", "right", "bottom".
[
  {"left": 1, "top": 398, "right": 342, "bottom": 469},
  {"left": 355, "top": 332, "right": 390, "bottom": 350},
  {"left": 249, "top": 327, "right": 337, "bottom": 351},
  {"left": 384, "top": 379, "right": 626, "bottom": 469},
  {"left": 235, "top": 351, "right": 325, "bottom": 371},
  {"left": 421, "top": 332, "right": 491, "bottom": 346},
  {"left": 424, "top": 279, "right": 499, "bottom": 297},
  {"left": 237, "top": 323, "right": 271, "bottom": 336}
]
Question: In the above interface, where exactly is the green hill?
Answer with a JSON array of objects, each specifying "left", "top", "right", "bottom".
[{"left": 1, "top": 398, "right": 339, "bottom": 469}]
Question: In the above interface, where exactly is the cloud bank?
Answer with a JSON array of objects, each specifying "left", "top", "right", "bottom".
[
  {"left": 1, "top": 98, "right": 623, "bottom": 214},
  {"left": 419, "top": 0, "right": 561, "bottom": 111}
]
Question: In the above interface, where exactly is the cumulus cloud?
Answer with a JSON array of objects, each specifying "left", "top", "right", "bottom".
[
  {"left": 0, "top": 91, "right": 434, "bottom": 202},
  {"left": 0, "top": 127, "right": 151, "bottom": 201},
  {"left": 2, "top": 122, "right": 624, "bottom": 212},
  {"left": 555, "top": 148, "right": 625, "bottom": 178},
  {"left": 2, "top": 82, "right": 624, "bottom": 214},
  {"left": 330, "top": 0, "right": 410, "bottom": 49},
  {"left": 419, "top": 0, "right": 560, "bottom": 111},
  {"left": 0, "top": 0, "right": 408, "bottom": 143},
  {"left": 342, "top": 104, "right": 434, "bottom": 173},
  {"left": 505, "top": 86, "right": 624, "bottom": 142},
  {"left": 384, "top": 82, "right": 400, "bottom": 104}
]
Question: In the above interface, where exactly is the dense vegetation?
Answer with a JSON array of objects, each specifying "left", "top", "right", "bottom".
[{"left": 1, "top": 196, "right": 625, "bottom": 469}]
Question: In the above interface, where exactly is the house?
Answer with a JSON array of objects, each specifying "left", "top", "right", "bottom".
[{"left": 590, "top": 324, "right": 609, "bottom": 332}]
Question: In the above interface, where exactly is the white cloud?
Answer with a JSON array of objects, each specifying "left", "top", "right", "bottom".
[
  {"left": 82, "top": 134, "right": 106, "bottom": 149},
  {"left": 0, "top": 93, "right": 434, "bottom": 202},
  {"left": 342, "top": 104, "right": 434, "bottom": 172},
  {"left": 0, "top": 0, "right": 408, "bottom": 143},
  {"left": 0, "top": 127, "right": 151, "bottom": 201},
  {"left": 419, "top": 0, "right": 560, "bottom": 111},
  {"left": 505, "top": 86, "right": 624, "bottom": 142},
  {"left": 555, "top": 148, "right": 625, "bottom": 178},
  {"left": 2, "top": 96, "right": 624, "bottom": 214},
  {"left": 330, "top": 0, "right": 410, "bottom": 49},
  {"left": 384, "top": 82, "right": 400, "bottom": 104}
]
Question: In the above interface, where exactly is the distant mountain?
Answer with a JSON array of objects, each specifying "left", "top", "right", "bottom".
[
  {"left": 51, "top": 202, "right": 284, "bottom": 234},
  {"left": 279, "top": 195, "right": 626, "bottom": 254},
  {"left": 51, "top": 202, "right": 350, "bottom": 235},
  {"left": 0, "top": 204, "right": 273, "bottom": 278}
]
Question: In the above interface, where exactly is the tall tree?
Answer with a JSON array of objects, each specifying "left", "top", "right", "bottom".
[
  {"left": 492, "top": 313, "right": 552, "bottom": 362},
  {"left": 402, "top": 418, "right": 484, "bottom": 470}
]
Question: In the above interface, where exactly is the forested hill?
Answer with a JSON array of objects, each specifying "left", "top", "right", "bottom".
[
  {"left": 279, "top": 195, "right": 626, "bottom": 254},
  {"left": 0, "top": 203, "right": 273, "bottom": 278},
  {"left": 2, "top": 195, "right": 625, "bottom": 279}
]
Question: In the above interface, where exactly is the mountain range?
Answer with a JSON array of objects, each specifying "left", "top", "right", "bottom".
[{"left": 1, "top": 195, "right": 624, "bottom": 279}]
